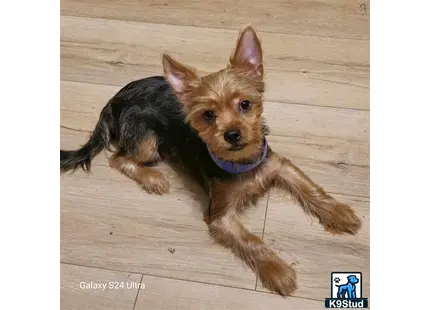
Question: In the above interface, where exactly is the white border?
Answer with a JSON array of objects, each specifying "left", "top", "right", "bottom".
[
  {"left": 371, "top": 1, "right": 430, "bottom": 308},
  {"left": 0, "top": 2, "right": 59, "bottom": 309},
  {"left": 2, "top": 0, "right": 430, "bottom": 309}
]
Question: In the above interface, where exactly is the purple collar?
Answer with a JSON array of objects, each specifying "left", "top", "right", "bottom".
[{"left": 207, "top": 139, "right": 268, "bottom": 174}]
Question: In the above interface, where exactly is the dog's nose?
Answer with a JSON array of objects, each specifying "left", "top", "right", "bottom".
[{"left": 224, "top": 130, "right": 241, "bottom": 143}]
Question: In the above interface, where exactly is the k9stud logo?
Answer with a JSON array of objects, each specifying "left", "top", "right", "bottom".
[{"left": 325, "top": 272, "right": 368, "bottom": 308}]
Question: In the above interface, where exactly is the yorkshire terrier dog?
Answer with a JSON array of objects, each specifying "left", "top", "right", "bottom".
[{"left": 60, "top": 26, "right": 361, "bottom": 296}]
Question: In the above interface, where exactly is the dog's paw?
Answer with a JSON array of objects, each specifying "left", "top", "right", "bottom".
[
  {"left": 322, "top": 203, "right": 362, "bottom": 235},
  {"left": 257, "top": 258, "right": 297, "bottom": 297},
  {"left": 141, "top": 170, "right": 170, "bottom": 195}
]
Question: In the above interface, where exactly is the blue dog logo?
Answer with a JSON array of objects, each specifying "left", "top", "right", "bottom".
[
  {"left": 335, "top": 275, "right": 359, "bottom": 299},
  {"left": 325, "top": 272, "right": 368, "bottom": 308}
]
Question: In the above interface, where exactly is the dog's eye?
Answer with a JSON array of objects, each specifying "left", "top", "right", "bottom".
[
  {"left": 239, "top": 100, "right": 251, "bottom": 112},
  {"left": 203, "top": 110, "right": 215, "bottom": 123}
]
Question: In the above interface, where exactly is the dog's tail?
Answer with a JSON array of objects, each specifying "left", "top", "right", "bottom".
[{"left": 61, "top": 107, "right": 111, "bottom": 173}]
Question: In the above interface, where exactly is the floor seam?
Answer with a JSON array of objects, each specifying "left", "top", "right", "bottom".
[
  {"left": 254, "top": 190, "right": 271, "bottom": 290},
  {"left": 132, "top": 274, "right": 143, "bottom": 310}
]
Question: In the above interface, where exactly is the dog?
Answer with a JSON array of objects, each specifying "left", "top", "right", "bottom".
[
  {"left": 60, "top": 26, "right": 361, "bottom": 296},
  {"left": 336, "top": 275, "right": 359, "bottom": 298}
]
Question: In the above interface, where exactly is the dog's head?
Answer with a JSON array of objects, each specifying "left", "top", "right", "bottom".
[
  {"left": 162, "top": 26, "right": 266, "bottom": 162},
  {"left": 347, "top": 275, "right": 359, "bottom": 284}
]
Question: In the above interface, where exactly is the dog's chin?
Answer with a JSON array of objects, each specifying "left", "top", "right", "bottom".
[
  {"left": 208, "top": 141, "right": 262, "bottom": 163},
  {"left": 228, "top": 143, "right": 248, "bottom": 152}
]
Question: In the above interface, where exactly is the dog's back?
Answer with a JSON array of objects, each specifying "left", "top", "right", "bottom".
[{"left": 60, "top": 76, "right": 234, "bottom": 185}]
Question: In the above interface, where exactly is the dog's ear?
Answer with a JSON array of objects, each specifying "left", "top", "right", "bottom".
[
  {"left": 229, "top": 26, "right": 263, "bottom": 77},
  {"left": 162, "top": 53, "right": 200, "bottom": 103}
]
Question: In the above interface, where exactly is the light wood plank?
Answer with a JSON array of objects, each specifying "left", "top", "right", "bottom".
[
  {"left": 60, "top": 80, "right": 369, "bottom": 197},
  {"left": 257, "top": 191, "right": 369, "bottom": 300},
  {"left": 264, "top": 101, "right": 369, "bottom": 142},
  {"left": 61, "top": 263, "right": 141, "bottom": 310},
  {"left": 61, "top": 0, "right": 370, "bottom": 40},
  {"left": 59, "top": 15, "right": 368, "bottom": 76},
  {"left": 134, "top": 275, "right": 321, "bottom": 310},
  {"left": 61, "top": 129, "right": 267, "bottom": 289},
  {"left": 270, "top": 134, "right": 369, "bottom": 168},
  {"left": 60, "top": 15, "right": 369, "bottom": 110}
]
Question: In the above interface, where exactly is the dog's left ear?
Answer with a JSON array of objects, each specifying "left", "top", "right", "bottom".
[
  {"left": 229, "top": 26, "right": 263, "bottom": 77},
  {"left": 162, "top": 53, "right": 200, "bottom": 103}
]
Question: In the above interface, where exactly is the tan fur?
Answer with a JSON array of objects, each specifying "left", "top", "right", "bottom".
[
  {"left": 109, "top": 136, "right": 170, "bottom": 194},
  {"left": 209, "top": 212, "right": 297, "bottom": 296},
  {"left": 163, "top": 27, "right": 265, "bottom": 163},
  {"left": 185, "top": 70, "right": 265, "bottom": 162},
  {"left": 138, "top": 135, "right": 161, "bottom": 162},
  {"left": 207, "top": 169, "right": 296, "bottom": 296}
]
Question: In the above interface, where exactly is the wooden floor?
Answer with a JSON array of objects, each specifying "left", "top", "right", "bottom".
[{"left": 60, "top": 1, "right": 369, "bottom": 309}]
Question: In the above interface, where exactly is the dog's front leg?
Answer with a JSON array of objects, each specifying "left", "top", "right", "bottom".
[
  {"left": 269, "top": 152, "right": 361, "bottom": 235},
  {"left": 207, "top": 180, "right": 297, "bottom": 296}
]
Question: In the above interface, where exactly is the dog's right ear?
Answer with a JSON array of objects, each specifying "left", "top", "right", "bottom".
[
  {"left": 229, "top": 26, "right": 263, "bottom": 78},
  {"left": 162, "top": 54, "right": 200, "bottom": 103}
]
